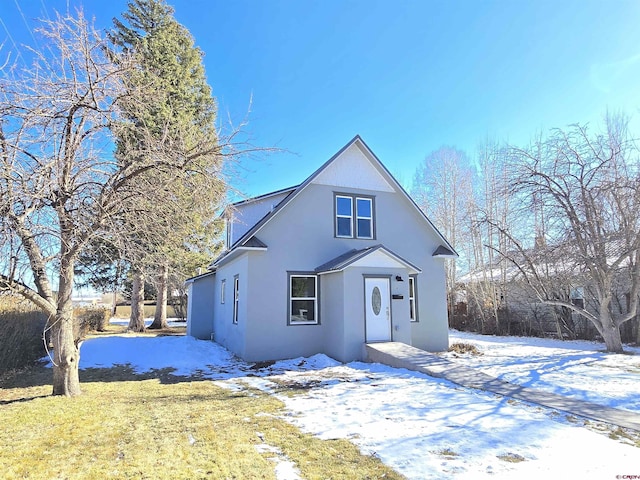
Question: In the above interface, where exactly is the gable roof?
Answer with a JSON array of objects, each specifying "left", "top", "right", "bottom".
[
  {"left": 315, "top": 245, "right": 421, "bottom": 274},
  {"left": 213, "top": 135, "right": 458, "bottom": 268}
]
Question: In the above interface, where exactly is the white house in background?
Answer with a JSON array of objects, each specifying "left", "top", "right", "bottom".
[{"left": 186, "top": 135, "right": 457, "bottom": 363}]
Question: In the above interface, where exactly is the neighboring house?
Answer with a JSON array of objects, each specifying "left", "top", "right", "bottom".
[
  {"left": 455, "top": 242, "right": 637, "bottom": 341},
  {"left": 186, "top": 136, "right": 457, "bottom": 362}
]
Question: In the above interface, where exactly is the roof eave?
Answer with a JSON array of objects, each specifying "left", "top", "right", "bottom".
[
  {"left": 185, "top": 270, "right": 216, "bottom": 284},
  {"left": 212, "top": 246, "right": 268, "bottom": 268}
]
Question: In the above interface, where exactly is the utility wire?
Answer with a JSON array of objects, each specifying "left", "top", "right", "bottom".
[
  {"left": 0, "top": 15, "right": 23, "bottom": 67},
  {"left": 14, "top": 0, "right": 38, "bottom": 47}
]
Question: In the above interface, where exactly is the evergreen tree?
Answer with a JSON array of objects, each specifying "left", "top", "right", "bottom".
[{"left": 109, "top": 0, "right": 225, "bottom": 331}]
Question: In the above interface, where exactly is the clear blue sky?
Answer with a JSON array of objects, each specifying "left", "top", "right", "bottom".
[{"left": 2, "top": 0, "right": 640, "bottom": 198}]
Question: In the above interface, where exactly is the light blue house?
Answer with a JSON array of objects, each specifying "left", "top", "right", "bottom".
[{"left": 186, "top": 136, "right": 457, "bottom": 362}]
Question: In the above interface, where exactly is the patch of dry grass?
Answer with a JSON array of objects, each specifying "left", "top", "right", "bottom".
[
  {"left": 448, "top": 342, "right": 483, "bottom": 356},
  {"left": 496, "top": 452, "right": 526, "bottom": 463},
  {"left": 434, "top": 448, "right": 459, "bottom": 459},
  {"left": 607, "top": 426, "right": 640, "bottom": 447},
  {"left": 0, "top": 364, "right": 404, "bottom": 479}
]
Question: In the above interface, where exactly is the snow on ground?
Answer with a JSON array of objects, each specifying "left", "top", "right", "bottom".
[
  {"left": 72, "top": 327, "right": 640, "bottom": 479},
  {"left": 446, "top": 330, "right": 640, "bottom": 413}
]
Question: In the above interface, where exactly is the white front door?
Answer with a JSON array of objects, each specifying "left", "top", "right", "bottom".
[{"left": 365, "top": 277, "right": 391, "bottom": 342}]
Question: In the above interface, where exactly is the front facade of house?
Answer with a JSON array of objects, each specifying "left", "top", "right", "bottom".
[{"left": 187, "top": 136, "right": 457, "bottom": 363}]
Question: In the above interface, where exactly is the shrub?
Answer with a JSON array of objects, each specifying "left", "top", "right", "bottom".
[
  {"left": 0, "top": 298, "right": 109, "bottom": 375},
  {"left": 0, "top": 310, "right": 48, "bottom": 374},
  {"left": 73, "top": 307, "right": 110, "bottom": 341}
]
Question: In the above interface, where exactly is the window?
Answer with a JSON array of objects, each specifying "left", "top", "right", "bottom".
[
  {"left": 409, "top": 276, "right": 418, "bottom": 322},
  {"left": 225, "top": 217, "right": 233, "bottom": 249},
  {"left": 289, "top": 274, "right": 318, "bottom": 325},
  {"left": 336, "top": 195, "right": 353, "bottom": 237},
  {"left": 335, "top": 194, "right": 374, "bottom": 239},
  {"left": 570, "top": 287, "right": 584, "bottom": 309},
  {"left": 220, "top": 279, "right": 226, "bottom": 304},
  {"left": 233, "top": 276, "right": 239, "bottom": 324},
  {"left": 356, "top": 198, "right": 373, "bottom": 238}
]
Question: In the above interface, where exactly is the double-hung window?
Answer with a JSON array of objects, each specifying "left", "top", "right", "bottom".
[
  {"left": 336, "top": 195, "right": 353, "bottom": 237},
  {"left": 409, "top": 276, "right": 418, "bottom": 322},
  {"left": 356, "top": 198, "right": 373, "bottom": 238},
  {"left": 289, "top": 274, "right": 318, "bottom": 325},
  {"left": 335, "top": 194, "right": 374, "bottom": 239}
]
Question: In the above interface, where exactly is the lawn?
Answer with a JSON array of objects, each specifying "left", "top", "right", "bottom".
[
  {"left": 0, "top": 329, "right": 402, "bottom": 480},
  {"left": 3, "top": 326, "right": 640, "bottom": 479}
]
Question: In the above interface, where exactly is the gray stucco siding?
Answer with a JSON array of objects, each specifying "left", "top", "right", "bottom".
[
  {"left": 411, "top": 260, "right": 450, "bottom": 352},
  {"left": 229, "top": 190, "right": 293, "bottom": 246},
  {"left": 320, "top": 272, "right": 346, "bottom": 361},
  {"left": 241, "top": 253, "right": 326, "bottom": 362},
  {"left": 206, "top": 172, "right": 450, "bottom": 361},
  {"left": 187, "top": 273, "right": 216, "bottom": 340},
  {"left": 240, "top": 181, "right": 449, "bottom": 360},
  {"left": 212, "top": 254, "right": 249, "bottom": 359}
]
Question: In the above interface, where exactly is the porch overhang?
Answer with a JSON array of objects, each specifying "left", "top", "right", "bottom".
[{"left": 315, "top": 244, "right": 421, "bottom": 275}]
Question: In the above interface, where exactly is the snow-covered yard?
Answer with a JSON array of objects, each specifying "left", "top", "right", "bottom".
[
  {"left": 77, "top": 327, "right": 640, "bottom": 479},
  {"left": 445, "top": 330, "right": 640, "bottom": 413}
]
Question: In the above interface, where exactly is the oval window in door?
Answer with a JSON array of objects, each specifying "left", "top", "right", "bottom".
[{"left": 372, "top": 286, "right": 382, "bottom": 315}]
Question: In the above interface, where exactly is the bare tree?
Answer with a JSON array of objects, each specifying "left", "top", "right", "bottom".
[
  {"left": 0, "top": 10, "right": 227, "bottom": 395},
  {"left": 0, "top": 12, "right": 131, "bottom": 395},
  {"left": 488, "top": 115, "right": 640, "bottom": 352},
  {"left": 412, "top": 147, "right": 474, "bottom": 314},
  {"left": 470, "top": 140, "right": 520, "bottom": 334}
]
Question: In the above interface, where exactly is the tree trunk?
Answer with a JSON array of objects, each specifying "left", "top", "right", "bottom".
[
  {"left": 128, "top": 271, "right": 146, "bottom": 332},
  {"left": 148, "top": 264, "right": 169, "bottom": 329},
  {"left": 112, "top": 289, "right": 118, "bottom": 316},
  {"left": 600, "top": 308, "right": 624, "bottom": 353},
  {"left": 52, "top": 257, "right": 81, "bottom": 396}
]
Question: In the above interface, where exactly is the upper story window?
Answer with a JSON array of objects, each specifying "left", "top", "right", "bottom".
[
  {"left": 289, "top": 274, "right": 318, "bottom": 325},
  {"left": 335, "top": 193, "right": 374, "bottom": 239},
  {"left": 225, "top": 217, "right": 233, "bottom": 249}
]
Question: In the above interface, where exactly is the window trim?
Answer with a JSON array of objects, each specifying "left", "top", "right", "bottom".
[
  {"left": 288, "top": 272, "right": 319, "bottom": 325},
  {"left": 409, "top": 275, "right": 418, "bottom": 322},
  {"left": 220, "top": 279, "right": 226, "bottom": 304},
  {"left": 232, "top": 275, "right": 239, "bottom": 324},
  {"left": 334, "top": 193, "right": 376, "bottom": 239}
]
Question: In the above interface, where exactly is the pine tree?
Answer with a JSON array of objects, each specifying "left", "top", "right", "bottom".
[{"left": 109, "top": 0, "right": 225, "bottom": 331}]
